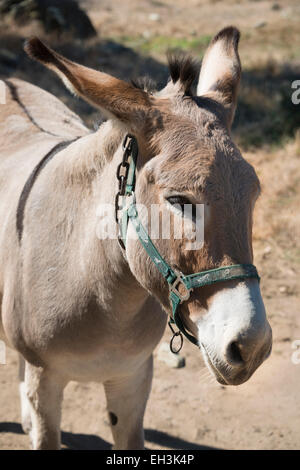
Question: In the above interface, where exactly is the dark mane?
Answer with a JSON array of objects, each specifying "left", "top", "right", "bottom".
[
  {"left": 131, "top": 52, "right": 199, "bottom": 96},
  {"left": 167, "top": 52, "right": 199, "bottom": 95},
  {"left": 131, "top": 76, "right": 157, "bottom": 94}
]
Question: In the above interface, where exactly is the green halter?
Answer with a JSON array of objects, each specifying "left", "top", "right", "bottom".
[{"left": 115, "top": 135, "right": 260, "bottom": 352}]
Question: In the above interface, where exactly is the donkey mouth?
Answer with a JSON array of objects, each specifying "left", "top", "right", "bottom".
[
  {"left": 200, "top": 343, "right": 229, "bottom": 385},
  {"left": 200, "top": 343, "right": 261, "bottom": 386}
]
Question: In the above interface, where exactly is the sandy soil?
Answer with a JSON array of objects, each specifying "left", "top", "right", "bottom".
[{"left": 0, "top": 0, "right": 300, "bottom": 450}]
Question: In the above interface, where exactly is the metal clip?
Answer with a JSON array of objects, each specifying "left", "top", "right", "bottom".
[{"left": 122, "top": 134, "right": 134, "bottom": 153}]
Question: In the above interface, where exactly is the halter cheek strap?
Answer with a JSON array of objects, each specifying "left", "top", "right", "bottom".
[{"left": 115, "top": 135, "right": 260, "bottom": 353}]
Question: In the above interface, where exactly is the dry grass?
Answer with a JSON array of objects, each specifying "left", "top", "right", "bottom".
[{"left": 248, "top": 140, "right": 300, "bottom": 297}]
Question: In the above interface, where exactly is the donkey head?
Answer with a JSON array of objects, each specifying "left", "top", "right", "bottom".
[{"left": 25, "top": 26, "right": 272, "bottom": 386}]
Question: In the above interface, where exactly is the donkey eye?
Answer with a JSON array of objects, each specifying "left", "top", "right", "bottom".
[
  {"left": 166, "top": 195, "right": 191, "bottom": 210},
  {"left": 166, "top": 195, "right": 197, "bottom": 222}
]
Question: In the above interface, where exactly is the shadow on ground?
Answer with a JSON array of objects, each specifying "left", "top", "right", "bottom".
[{"left": 0, "top": 422, "right": 218, "bottom": 450}]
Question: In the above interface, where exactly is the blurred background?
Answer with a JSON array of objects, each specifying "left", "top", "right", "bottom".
[{"left": 0, "top": 0, "right": 299, "bottom": 450}]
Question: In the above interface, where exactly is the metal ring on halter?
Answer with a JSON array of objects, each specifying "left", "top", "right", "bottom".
[
  {"left": 168, "top": 321, "right": 184, "bottom": 353},
  {"left": 170, "top": 331, "right": 184, "bottom": 354}
]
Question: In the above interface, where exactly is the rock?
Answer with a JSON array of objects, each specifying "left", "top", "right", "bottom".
[
  {"left": 149, "top": 13, "right": 160, "bottom": 22},
  {"left": 157, "top": 342, "right": 185, "bottom": 368},
  {"left": 262, "top": 245, "right": 272, "bottom": 257},
  {"left": 0, "top": 0, "right": 97, "bottom": 38},
  {"left": 279, "top": 285, "right": 288, "bottom": 294},
  {"left": 254, "top": 21, "right": 267, "bottom": 29}
]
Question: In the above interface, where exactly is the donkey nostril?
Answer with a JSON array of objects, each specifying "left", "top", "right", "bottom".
[{"left": 226, "top": 341, "right": 244, "bottom": 365}]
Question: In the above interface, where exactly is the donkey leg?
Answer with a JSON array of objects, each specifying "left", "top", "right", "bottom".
[
  {"left": 18, "top": 354, "right": 32, "bottom": 434},
  {"left": 104, "top": 355, "right": 153, "bottom": 450},
  {"left": 24, "top": 361, "right": 67, "bottom": 450}
]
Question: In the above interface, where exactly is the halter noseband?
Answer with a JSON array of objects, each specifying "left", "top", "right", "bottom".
[{"left": 115, "top": 134, "right": 260, "bottom": 353}]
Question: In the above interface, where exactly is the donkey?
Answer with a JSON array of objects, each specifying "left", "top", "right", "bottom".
[{"left": 0, "top": 26, "right": 272, "bottom": 449}]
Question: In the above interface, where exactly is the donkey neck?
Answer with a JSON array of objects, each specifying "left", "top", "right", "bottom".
[{"left": 54, "top": 122, "right": 150, "bottom": 318}]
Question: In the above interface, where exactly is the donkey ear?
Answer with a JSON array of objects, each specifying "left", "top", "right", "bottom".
[
  {"left": 24, "top": 38, "right": 151, "bottom": 127},
  {"left": 197, "top": 26, "right": 241, "bottom": 129}
]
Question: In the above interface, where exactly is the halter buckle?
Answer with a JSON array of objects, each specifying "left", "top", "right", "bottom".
[{"left": 169, "top": 269, "right": 192, "bottom": 303}]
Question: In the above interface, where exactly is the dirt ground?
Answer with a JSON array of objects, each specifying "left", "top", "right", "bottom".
[{"left": 0, "top": 0, "right": 300, "bottom": 450}]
